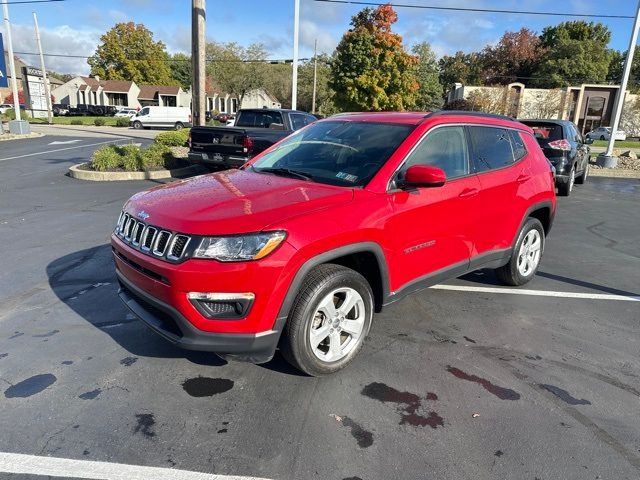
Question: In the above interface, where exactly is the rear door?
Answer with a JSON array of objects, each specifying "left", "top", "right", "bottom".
[
  {"left": 468, "top": 125, "right": 530, "bottom": 255},
  {"left": 387, "top": 125, "right": 480, "bottom": 288}
]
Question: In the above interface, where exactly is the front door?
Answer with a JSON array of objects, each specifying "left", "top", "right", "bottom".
[{"left": 387, "top": 125, "right": 479, "bottom": 291}]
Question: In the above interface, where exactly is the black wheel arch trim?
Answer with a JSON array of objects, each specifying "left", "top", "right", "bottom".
[
  {"left": 517, "top": 200, "right": 555, "bottom": 240},
  {"left": 273, "top": 242, "right": 391, "bottom": 332}
]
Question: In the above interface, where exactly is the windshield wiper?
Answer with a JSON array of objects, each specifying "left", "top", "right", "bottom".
[{"left": 254, "top": 167, "right": 312, "bottom": 181}]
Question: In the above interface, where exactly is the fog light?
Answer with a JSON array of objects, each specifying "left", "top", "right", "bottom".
[{"left": 187, "top": 292, "right": 254, "bottom": 320}]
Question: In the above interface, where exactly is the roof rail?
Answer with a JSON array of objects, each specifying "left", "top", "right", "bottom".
[{"left": 424, "top": 110, "right": 517, "bottom": 122}]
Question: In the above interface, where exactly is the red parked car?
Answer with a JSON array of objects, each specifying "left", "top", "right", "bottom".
[{"left": 112, "top": 111, "right": 556, "bottom": 375}]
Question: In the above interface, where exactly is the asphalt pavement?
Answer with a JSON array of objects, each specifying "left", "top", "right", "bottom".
[{"left": 0, "top": 131, "right": 639, "bottom": 480}]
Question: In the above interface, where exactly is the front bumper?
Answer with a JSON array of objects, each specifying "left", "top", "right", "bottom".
[{"left": 117, "top": 271, "right": 279, "bottom": 363}]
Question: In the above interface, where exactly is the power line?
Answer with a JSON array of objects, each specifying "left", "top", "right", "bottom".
[
  {"left": 13, "top": 51, "right": 310, "bottom": 63},
  {"left": 3, "top": 0, "right": 65, "bottom": 4},
  {"left": 312, "top": 0, "right": 635, "bottom": 19}
]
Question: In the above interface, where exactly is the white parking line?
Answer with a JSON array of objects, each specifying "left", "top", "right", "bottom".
[
  {"left": 0, "top": 140, "right": 125, "bottom": 162},
  {"left": 430, "top": 284, "right": 640, "bottom": 302},
  {"left": 0, "top": 452, "right": 271, "bottom": 480}
]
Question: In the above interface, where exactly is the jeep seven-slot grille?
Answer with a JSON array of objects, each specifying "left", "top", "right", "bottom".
[{"left": 115, "top": 212, "right": 191, "bottom": 262}]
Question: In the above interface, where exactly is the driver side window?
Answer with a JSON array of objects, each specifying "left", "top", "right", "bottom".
[{"left": 402, "top": 126, "right": 470, "bottom": 180}]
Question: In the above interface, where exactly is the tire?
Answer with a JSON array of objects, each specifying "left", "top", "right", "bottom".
[
  {"left": 174, "top": 122, "right": 184, "bottom": 130},
  {"left": 557, "top": 166, "right": 575, "bottom": 196},
  {"left": 600, "top": 135, "right": 605, "bottom": 140},
  {"left": 575, "top": 163, "right": 588, "bottom": 184},
  {"left": 94, "top": 108, "right": 104, "bottom": 116},
  {"left": 496, "top": 217, "right": 545, "bottom": 286},
  {"left": 132, "top": 121, "right": 143, "bottom": 130},
  {"left": 280, "top": 264, "right": 374, "bottom": 376}
]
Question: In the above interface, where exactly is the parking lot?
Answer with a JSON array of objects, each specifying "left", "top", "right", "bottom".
[{"left": 1, "top": 132, "right": 639, "bottom": 479}]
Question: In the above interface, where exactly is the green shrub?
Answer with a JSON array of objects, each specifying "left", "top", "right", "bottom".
[
  {"left": 70, "top": 118, "right": 84, "bottom": 125},
  {"left": 140, "top": 144, "right": 172, "bottom": 169},
  {"left": 118, "top": 144, "right": 143, "bottom": 171},
  {"left": 4, "top": 109, "right": 30, "bottom": 120},
  {"left": 94, "top": 117, "right": 106, "bottom": 126},
  {"left": 154, "top": 129, "right": 189, "bottom": 147},
  {"left": 91, "top": 145, "right": 122, "bottom": 171},
  {"left": 115, "top": 117, "right": 129, "bottom": 127}
]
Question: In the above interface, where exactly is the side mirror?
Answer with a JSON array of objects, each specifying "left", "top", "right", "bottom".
[
  {"left": 584, "top": 137, "right": 594, "bottom": 145},
  {"left": 399, "top": 165, "right": 446, "bottom": 189}
]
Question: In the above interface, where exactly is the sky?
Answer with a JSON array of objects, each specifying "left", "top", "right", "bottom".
[{"left": 0, "top": 0, "right": 638, "bottom": 76}]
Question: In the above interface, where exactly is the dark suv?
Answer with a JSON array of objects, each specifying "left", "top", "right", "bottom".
[
  {"left": 113, "top": 111, "right": 556, "bottom": 375},
  {"left": 520, "top": 119, "right": 591, "bottom": 196}
]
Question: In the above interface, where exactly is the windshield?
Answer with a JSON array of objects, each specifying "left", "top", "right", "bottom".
[{"left": 251, "top": 120, "right": 414, "bottom": 186}]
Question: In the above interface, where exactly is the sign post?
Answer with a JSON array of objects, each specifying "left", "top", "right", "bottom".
[{"left": 0, "top": 33, "right": 8, "bottom": 89}]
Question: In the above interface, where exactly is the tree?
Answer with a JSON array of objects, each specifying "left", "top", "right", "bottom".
[
  {"left": 533, "top": 21, "right": 612, "bottom": 87},
  {"left": 438, "top": 51, "right": 484, "bottom": 88},
  {"left": 5, "top": 90, "right": 26, "bottom": 105},
  {"left": 88, "top": 22, "right": 175, "bottom": 85},
  {"left": 48, "top": 71, "right": 75, "bottom": 83},
  {"left": 442, "top": 98, "right": 474, "bottom": 111},
  {"left": 520, "top": 89, "right": 564, "bottom": 118},
  {"left": 330, "top": 4, "right": 418, "bottom": 111},
  {"left": 411, "top": 42, "right": 442, "bottom": 110},
  {"left": 168, "top": 53, "right": 192, "bottom": 90},
  {"left": 481, "top": 28, "right": 545, "bottom": 85},
  {"left": 467, "top": 87, "right": 507, "bottom": 114},
  {"left": 206, "top": 42, "right": 269, "bottom": 105},
  {"left": 608, "top": 46, "right": 640, "bottom": 93},
  {"left": 620, "top": 96, "right": 640, "bottom": 137},
  {"left": 295, "top": 54, "right": 336, "bottom": 115}
]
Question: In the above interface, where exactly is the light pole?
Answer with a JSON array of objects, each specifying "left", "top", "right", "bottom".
[
  {"left": 2, "top": 0, "right": 21, "bottom": 122},
  {"left": 291, "top": 0, "right": 300, "bottom": 110},
  {"left": 600, "top": 0, "right": 640, "bottom": 166}
]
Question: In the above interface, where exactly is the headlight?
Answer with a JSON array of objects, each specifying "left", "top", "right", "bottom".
[{"left": 193, "top": 231, "right": 287, "bottom": 261}]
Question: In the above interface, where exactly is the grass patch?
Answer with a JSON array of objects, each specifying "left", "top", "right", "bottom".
[
  {"left": 28, "top": 115, "right": 123, "bottom": 126},
  {"left": 591, "top": 140, "right": 639, "bottom": 148}
]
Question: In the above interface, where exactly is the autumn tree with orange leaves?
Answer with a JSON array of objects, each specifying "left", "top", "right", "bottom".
[{"left": 330, "top": 4, "right": 418, "bottom": 111}]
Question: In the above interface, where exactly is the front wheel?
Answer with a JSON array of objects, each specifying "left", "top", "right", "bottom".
[
  {"left": 600, "top": 135, "right": 605, "bottom": 140},
  {"left": 575, "top": 163, "right": 588, "bottom": 184},
  {"left": 280, "top": 264, "right": 374, "bottom": 376},
  {"left": 174, "top": 122, "right": 184, "bottom": 130},
  {"left": 495, "top": 217, "right": 545, "bottom": 286},
  {"left": 132, "top": 121, "right": 143, "bottom": 130}
]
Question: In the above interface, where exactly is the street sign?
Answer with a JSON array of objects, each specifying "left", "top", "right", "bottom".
[{"left": 0, "top": 34, "right": 8, "bottom": 88}]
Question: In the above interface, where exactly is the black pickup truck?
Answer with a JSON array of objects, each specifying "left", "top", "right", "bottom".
[{"left": 187, "top": 108, "right": 317, "bottom": 169}]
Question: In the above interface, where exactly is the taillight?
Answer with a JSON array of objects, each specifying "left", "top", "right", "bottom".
[
  {"left": 242, "top": 136, "right": 254, "bottom": 154},
  {"left": 548, "top": 139, "right": 571, "bottom": 151},
  {"left": 188, "top": 131, "right": 192, "bottom": 149}
]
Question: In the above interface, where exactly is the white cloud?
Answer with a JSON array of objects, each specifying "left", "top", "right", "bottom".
[
  {"left": 299, "top": 19, "right": 339, "bottom": 54},
  {"left": 1, "top": 23, "right": 99, "bottom": 74}
]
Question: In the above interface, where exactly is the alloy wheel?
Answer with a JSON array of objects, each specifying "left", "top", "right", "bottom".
[{"left": 517, "top": 230, "right": 542, "bottom": 277}]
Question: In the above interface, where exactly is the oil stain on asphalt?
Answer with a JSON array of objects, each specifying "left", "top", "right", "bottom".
[
  {"left": 361, "top": 382, "right": 444, "bottom": 428},
  {"left": 32, "top": 330, "right": 59, "bottom": 338},
  {"left": 4, "top": 373, "right": 57, "bottom": 398},
  {"left": 182, "top": 377, "right": 234, "bottom": 397},
  {"left": 120, "top": 357, "right": 138, "bottom": 367},
  {"left": 540, "top": 384, "right": 591, "bottom": 405},
  {"left": 332, "top": 414, "right": 374, "bottom": 448},
  {"left": 79, "top": 388, "right": 102, "bottom": 400},
  {"left": 9, "top": 332, "right": 23, "bottom": 339},
  {"left": 447, "top": 366, "right": 521, "bottom": 400},
  {"left": 134, "top": 413, "right": 156, "bottom": 438}
]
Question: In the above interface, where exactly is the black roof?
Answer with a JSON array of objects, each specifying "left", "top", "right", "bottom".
[{"left": 519, "top": 119, "right": 576, "bottom": 126}]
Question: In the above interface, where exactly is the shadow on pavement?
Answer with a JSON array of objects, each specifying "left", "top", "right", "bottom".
[{"left": 45, "top": 244, "right": 304, "bottom": 375}]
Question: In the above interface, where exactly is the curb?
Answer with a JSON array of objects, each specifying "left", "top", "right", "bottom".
[
  {"left": 0, "top": 132, "right": 45, "bottom": 142},
  {"left": 589, "top": 169, "right": 640, "bottom": 179},
  {"left": 68, "top": 162, "right": 205, "bottom": 181}
]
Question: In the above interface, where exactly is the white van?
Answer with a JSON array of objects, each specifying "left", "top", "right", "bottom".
[{"left": 130, "top": 106, "right": 192, "bottom": 130}]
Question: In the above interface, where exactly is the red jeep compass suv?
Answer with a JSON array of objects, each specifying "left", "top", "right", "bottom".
[{"left": 112, "top": 111, "right": 556, "bottom": 375}]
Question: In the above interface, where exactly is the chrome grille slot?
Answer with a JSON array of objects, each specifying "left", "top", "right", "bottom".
[
  {"left": 118, "top": 213, "right": 130, "bottom": 235},
  {"left": 141, "top": 226, "right": 157, "bottom": 251},
  {"left": 132, "top": 222, "right": 144, "bottom": 246},
  {"left": 168, "top": 235, "right": 190, "bottom": 260},
  {"left": 153, "top": 231, "right": 171, "bottom": 256},
  {"left": 124, "top": 217, "right": 136, "bottom": 241}
]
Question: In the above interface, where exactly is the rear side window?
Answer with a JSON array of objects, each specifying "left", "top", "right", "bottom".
[
  {"left": 402, "top": 126, "right": 470, "bottom": 180},
  {"left": 509, "top": 130, "right": 527, "bottom": 161},
  {"left": 469, "top": 126, "right": 515, "bottom": 172},
  {"left": 236, "top": 111, "right": 284, "bottom": 128},
  {"left": 290, "top": 113, "right": 311, "bottom": 130}
]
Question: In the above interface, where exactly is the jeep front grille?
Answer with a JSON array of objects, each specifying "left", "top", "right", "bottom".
[{"left": 115, "top": 212, "right": 191, "bottom": 263}]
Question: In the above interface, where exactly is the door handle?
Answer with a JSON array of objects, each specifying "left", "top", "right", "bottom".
[
  {"left": 458, "top": 187, "right": 479, "bottom": 198},
  {"left": 517, "top": 174, "right": 530, "bottom": 183}
]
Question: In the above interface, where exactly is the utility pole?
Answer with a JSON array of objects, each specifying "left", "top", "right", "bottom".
[
  {"left": 291, "top": 0, "right": 300, "bottom": 110},
  {"left": 2, "top": 0, "right": 21, "bottom": 122},
  {"left": 603, "top": 0, "right": 640, "bottom": 163},
  {"left": 311, "top": 39, "right": 318, "bottom": 114},
  {"left": 33, "top": 12, "right": 52, "bottom": 124},
  {"left": 191, "top": 0, "right": 206, "bottom": 126}
]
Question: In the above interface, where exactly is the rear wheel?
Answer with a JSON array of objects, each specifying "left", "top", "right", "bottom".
[
  {"left": 557, "top": 166, "right": 575, "bottom": 196},
  {"left": 600, "top": 135, "right": 605, "bottom": 140},
  {"left": 495, "top": 217, "right": 545, "bottom": 286},
  {"left": 575, "top": 163, "right": 588, "bottom": 184},
  {"left": 280, "top": 264, "right": 374, "bottom": 376},
  {"left": 174, "top": 122, "right": 184, "bottom": 130},
  {"left": 132, "top": 121, "right": 143, "bottom": 130}
]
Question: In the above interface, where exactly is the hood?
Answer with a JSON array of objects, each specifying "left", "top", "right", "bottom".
[{"left": 125, "top": 169, "right": 354, "bottom": 235}]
